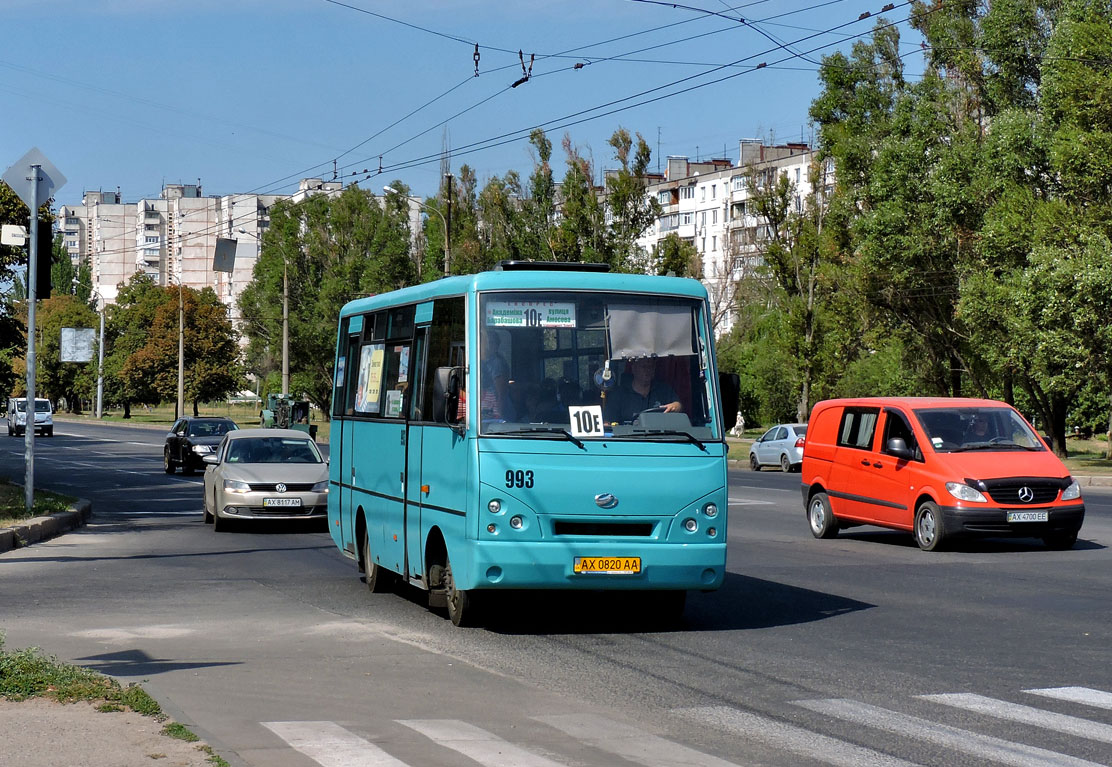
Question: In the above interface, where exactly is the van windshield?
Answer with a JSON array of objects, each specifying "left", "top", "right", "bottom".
[
  {"left": 476, "top": 291, "right": 718, "bottom": 442},
  {"left": 12, "top": 400, "right": 50, "bottom": 413},
  {"left": 913, "top": 407, "right": 1045, "bottom": 452}
]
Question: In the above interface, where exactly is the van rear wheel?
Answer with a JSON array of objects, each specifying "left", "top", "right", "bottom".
[
  {"left": 808, "top": 492, "right": 838, "bottom": 539},
  {"left": 914, "top": 501, "right": 947, "bottom": 551}
]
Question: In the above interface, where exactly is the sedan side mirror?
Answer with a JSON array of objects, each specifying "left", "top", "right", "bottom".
[
  {"left": 202, "top": 453, "right": 219, "bottom": 465},
  {"left": 886, "top": 437, "right": 913, "bottom": 460}
]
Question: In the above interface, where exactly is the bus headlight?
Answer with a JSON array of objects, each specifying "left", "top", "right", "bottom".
[
  {"left": 703, "top": 503, "right": 718, "bottom": 518},
  {"left": 684, "top": 518, "right": 698, "bottom": 532},
  {"left": 488, "top": 500, "right": 501, "bottom": 514},
  {"left": 509, "top": 515, "right": 523, "bottom": 530}
]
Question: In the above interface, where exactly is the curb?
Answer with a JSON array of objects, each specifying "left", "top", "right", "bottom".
[{"left": 0, "top": 499, "right": 92, "bottom": 555}]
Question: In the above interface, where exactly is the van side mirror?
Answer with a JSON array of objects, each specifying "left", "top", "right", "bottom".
[
  {"left": 719, "top": 372, "right": 740, "bottom": 431},
  {"left": 886, "top": 437, "right": 913, "bottom": 460},
  {"left": 432, "top": 366, "right": 463, "bottom": 426}
]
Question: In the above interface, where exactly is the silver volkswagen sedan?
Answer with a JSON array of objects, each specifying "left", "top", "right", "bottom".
[{"left": 202, "top": 428, "right": 328, "bottom": 531}]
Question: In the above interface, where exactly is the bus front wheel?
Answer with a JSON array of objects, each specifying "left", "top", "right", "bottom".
[
  {"left": 443, "top": 556, "right": 477, "bottom": 628},
  {"left": 361, "top": 526, "right": 393, "bottom": 593}
]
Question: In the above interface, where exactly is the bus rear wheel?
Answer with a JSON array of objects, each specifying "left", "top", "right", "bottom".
[{"left": 361, "top": 526, "right": 393, "bottom": 593}]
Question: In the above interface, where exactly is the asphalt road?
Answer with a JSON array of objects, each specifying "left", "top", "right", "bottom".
[{"left": 2, "top": 420, "right": 1112, "bottom": 767}]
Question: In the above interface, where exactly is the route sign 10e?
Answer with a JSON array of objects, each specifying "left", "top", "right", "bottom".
[
  {"left": 485, "top": 301, "right": 576, "bottom": 328},
  {"left": 569, "top": 405, "right": 605, "bottom": 438}
]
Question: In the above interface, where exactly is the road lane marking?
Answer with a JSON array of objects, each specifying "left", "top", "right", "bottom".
[
  {"left": 1026, "top": 687, "right": 1112, "bottom": 711},
  {"left": 795, "top": 698, "right": 1103, "bottom": 767},
  {"left": 921, "top": 693, "right": 1112, "bottom": 744},
  {"left": 534, "top": 713, "right": 740, "bottom": 767},
  {"left": 674, "top": 706, "right": 920, "bottom": 767},
  {"left": 399, "top": 719, "right": 568, "bottom": 767},
  {"left": 262, "top": 721, "right": 410, "bottom": 767}
]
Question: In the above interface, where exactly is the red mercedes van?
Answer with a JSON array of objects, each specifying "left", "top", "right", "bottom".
[{"left": 800, "top": 397, "right": 1084, "bottom": 551}]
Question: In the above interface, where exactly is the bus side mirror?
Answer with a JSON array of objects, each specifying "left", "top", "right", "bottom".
[
  {"left": 433, "top": 366, "right": 463, "bottom": 425},
  {"left": 719, "top": 372, "right": 740, "bottom": 431}
]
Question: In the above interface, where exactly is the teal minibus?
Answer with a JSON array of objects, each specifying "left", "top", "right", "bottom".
[{"left": 328, "top": 262, "right": 739, "bottom": 626}]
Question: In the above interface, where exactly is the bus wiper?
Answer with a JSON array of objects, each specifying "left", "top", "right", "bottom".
[
  {"left": 513, "top": 427, "right": 586, "bottom": 450},
  {"left": 631, "top": 429, "right": 707, "bottom": 451}
]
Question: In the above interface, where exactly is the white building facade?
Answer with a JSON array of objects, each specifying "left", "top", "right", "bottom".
[{"left": 634, "top": 139, "right": 823, "bottom": 335}]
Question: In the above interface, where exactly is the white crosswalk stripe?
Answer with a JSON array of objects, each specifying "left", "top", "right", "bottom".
[
  {"left": 1027, "top": 687, "right": 1112, "bottom": 711},
  {"left": 674, "top": 705, "right": 921, "bottom": 767},
  {"left": 397, "top": 719, "right": 568, "bottom": 767},
  {"left": 676, "top": 706, "right": 920, "bottom": 764},
  {"left": 921, "top": 692, "right": 1112, "bottom": 744},
  {"left": 534, "top": 712, "right": 742, "bottom": 767},
  {"left": 262, "top": 721, "right": 409, "bottom": 767},
  {"left": 795, "top": 698, "right": 1105, "bottom": 767}
]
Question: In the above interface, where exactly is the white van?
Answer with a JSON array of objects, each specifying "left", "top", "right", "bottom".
[{"left": 7, "top": 397, "right": 54, "bottom": 437}]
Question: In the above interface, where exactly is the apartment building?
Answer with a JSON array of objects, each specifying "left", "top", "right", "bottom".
[{"left": 634, "top": 139, "right": 824, "bottom": 334}]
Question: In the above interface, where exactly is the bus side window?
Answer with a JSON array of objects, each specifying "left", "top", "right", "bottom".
[{"left": 419, "top": 296, "right": 466, "bottom": 426}]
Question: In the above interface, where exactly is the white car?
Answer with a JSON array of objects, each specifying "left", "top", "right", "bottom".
[
  {"left": 7, "top": 397, "right": 53, "bottom": 437},
  {"left": 749, "top": 423, "right": 807, "bottom": 472},
  {"left": 202, "top": 428, "right": 328, "bottom": 531}
]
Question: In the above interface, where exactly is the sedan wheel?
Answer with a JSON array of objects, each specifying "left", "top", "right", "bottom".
[
  {"left": 203, "top": 491, "right": 214, "bottom": 524},
  {"left": 163, "top": 450, "right": 175, "bottom": 474},
  {"left": 780, "top": 454, "right": 791, "bottom": 473},
  {"left": 749, "top": 454, "right": 760, "bottom": 471}
]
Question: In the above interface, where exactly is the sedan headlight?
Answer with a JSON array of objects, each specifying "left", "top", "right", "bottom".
[
  {"left": 310, "top": 480, "right": 329, "bottom": 493},
  {"left": 192, "top": 444, "right": 214, "bottom": 454},
  {"left": 1062, "top": 480, "right": 1081, "bottom": 501},
  {"left": 223, "top": 479, "right": 251, "bottom": 494},
  {"left": 946, "top": 481, "right": 987, "bottom": 503}
]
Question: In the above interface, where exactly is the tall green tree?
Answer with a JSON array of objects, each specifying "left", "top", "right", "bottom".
[
  {"left": 605, "top": 128, "right": 661, "bottom": 272},
  {"left": 32, "top": 294, "right": 98, "bottom": 412}
]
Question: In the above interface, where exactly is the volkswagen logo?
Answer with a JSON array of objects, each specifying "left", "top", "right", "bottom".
[
  {"left": 276, "top": 483, "right": 287, "bottom": 494},
  {"left": 594, "top": 493, "right": 618, "bottom": 509},
  {"left": 1018, "top": 486, "right": 1035, "bottom": 503}
]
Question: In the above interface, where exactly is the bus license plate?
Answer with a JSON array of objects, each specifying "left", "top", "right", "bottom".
[
  {"left": 1007, "top": 511, "right": 1047, "bottom": 522},
  {"left": 263, "top": 498, "right": 302, "bottom": 508},
  {"left": 574, "top": 556, "right": 641, "bottom": 574}
]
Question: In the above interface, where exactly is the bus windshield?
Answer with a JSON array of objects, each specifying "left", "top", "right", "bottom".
[{"left": 477, "top": 291, "right": 718, "bottom": 441}]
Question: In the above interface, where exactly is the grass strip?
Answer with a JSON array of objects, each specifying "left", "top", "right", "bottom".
[{"left": 0, "top": 634, "right": 227, "bottom": 765}]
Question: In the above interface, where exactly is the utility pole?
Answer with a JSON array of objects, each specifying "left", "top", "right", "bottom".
[
  {"left": 177, "top": 279, "right": 184, "bottom": 418},
  {"left": 24, "top": 166, "right": 39, "bottom": 515},
  {"left": 444, "top": 173, "right": 453, "bottom": 277}
]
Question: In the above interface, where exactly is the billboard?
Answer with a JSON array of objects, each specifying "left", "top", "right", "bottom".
[{"left": 61, "top": 327, "right": 96, "bottom": 362}]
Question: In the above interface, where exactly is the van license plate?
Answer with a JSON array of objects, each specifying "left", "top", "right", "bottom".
[
  {"left": 263, "top": 498, "right": 301, "bottom": 507},
  {"left": 574, "top": 556, "right": 641, "bottom": 574},
  {"left": 1007, "top": 511, "right": 1047, "bottom": 522}
]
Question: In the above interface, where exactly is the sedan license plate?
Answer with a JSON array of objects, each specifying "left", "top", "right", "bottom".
[
  {"left": 263, "top": 497, "right": 302, "bottom": 508},
  {"left": 1007, "top": 511, "right": 1048, "bottom": 522},
  {"left": 573, "top": 556, "right": 641, "bottom": 574}
]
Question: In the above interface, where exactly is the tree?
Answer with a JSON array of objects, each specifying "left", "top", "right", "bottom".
[
  {"left": 240, "top": 185, "right": 415, "bottom": 416},
  {"left": 654, "top": 233, "right": 700, "bottom": 278},
  {"left": 31, "top": 294, "right": 98, "bottom": 412},
  {"left": 102, "top": 274, "right": 165, "bottom": 417},
  {"left": 521, "top": 129, "right": 558, "bottom": 260},
  {"left": 553, "top": 134, "right": 609, "bottom": 264},
  {"left": 604, "top": 128, "right": 661, "bottom": 272}
]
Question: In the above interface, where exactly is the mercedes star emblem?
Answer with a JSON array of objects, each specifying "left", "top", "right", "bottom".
[{"left": 1018, "top": 486, "right": 1035, "bottom": 503}]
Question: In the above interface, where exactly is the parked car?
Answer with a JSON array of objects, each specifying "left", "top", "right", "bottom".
[
  {"left": 164, "top": 416, "right": 238, "bottom": 475},
  {"left": 201, "top": 428, "right": 328, "bottom": 531},
  {"left": 7, "top": 397, "right": 53, "bottom": 437},
  {"left": 749, "top": 423, "right": 807, "bottom": 472},
  {"left": 801, "top": 397, "right": 1084, "bottom": 551}
]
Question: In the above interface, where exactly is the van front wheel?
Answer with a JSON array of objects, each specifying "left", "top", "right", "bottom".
[
  {"left": 914, "top": 501, "right": 947, "bottom": 551},
  {"left": 808, "top": 493, "right": 838, "bottom": 539}
]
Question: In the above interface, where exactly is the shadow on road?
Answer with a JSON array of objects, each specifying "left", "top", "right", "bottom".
[{"left": 74, "top": 648, "right": 240, "bottom": 677}]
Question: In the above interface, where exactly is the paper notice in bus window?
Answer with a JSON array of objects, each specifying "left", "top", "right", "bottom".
[
  {"left": 397, "top": 345, "right": 410, "bottom": 383},
  {"left": 385, "top": 389, "right": 403, "bottom": 417},
  {"left": 356, "top": 344, "right": 384, "bottom": 413},
  {"left": 335, "top": 356, "right": 345, "bottom": 388},
  {"left": 486, "top": 301, "right": 576, "bottom": 328}
]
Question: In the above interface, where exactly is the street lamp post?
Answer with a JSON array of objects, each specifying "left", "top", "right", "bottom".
[
  {"left": 384, "top": 186, "right": 450, "bottom": 278},
  {"left": 81, "top": 283, "right": 106, "bottom": 419}
]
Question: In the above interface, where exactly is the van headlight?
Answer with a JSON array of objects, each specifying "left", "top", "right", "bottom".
[
  {"left": 946, "top": 482, "right": 987, "bottom": 503},
  {"left": 1062, "top": 480, "right": 1081, "bottom": 501}
]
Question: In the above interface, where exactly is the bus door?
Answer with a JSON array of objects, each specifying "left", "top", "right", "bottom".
[
  {"left": 336, "top": 317, "right": 363, "bottom": 556},
  {"left": 403, "top": 319, "right": 430, "bottom": 582}
]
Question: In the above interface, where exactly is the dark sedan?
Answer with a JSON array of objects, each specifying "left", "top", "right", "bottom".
[{"left": 164, "top": 416, "right": 238, "bottom": 475}]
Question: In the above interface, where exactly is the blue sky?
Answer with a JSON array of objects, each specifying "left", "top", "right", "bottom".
[{"left": 3, "top": 0, "right": 925, "bottom": 208}]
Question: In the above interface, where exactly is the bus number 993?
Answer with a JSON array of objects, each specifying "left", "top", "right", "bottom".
[{"left": 506, "top": 469, "right": 534, "bottom": 489}]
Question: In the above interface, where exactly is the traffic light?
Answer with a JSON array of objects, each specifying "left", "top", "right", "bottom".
[{"left": 33, "top": 221, "right": 52, "bottom": 299}]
